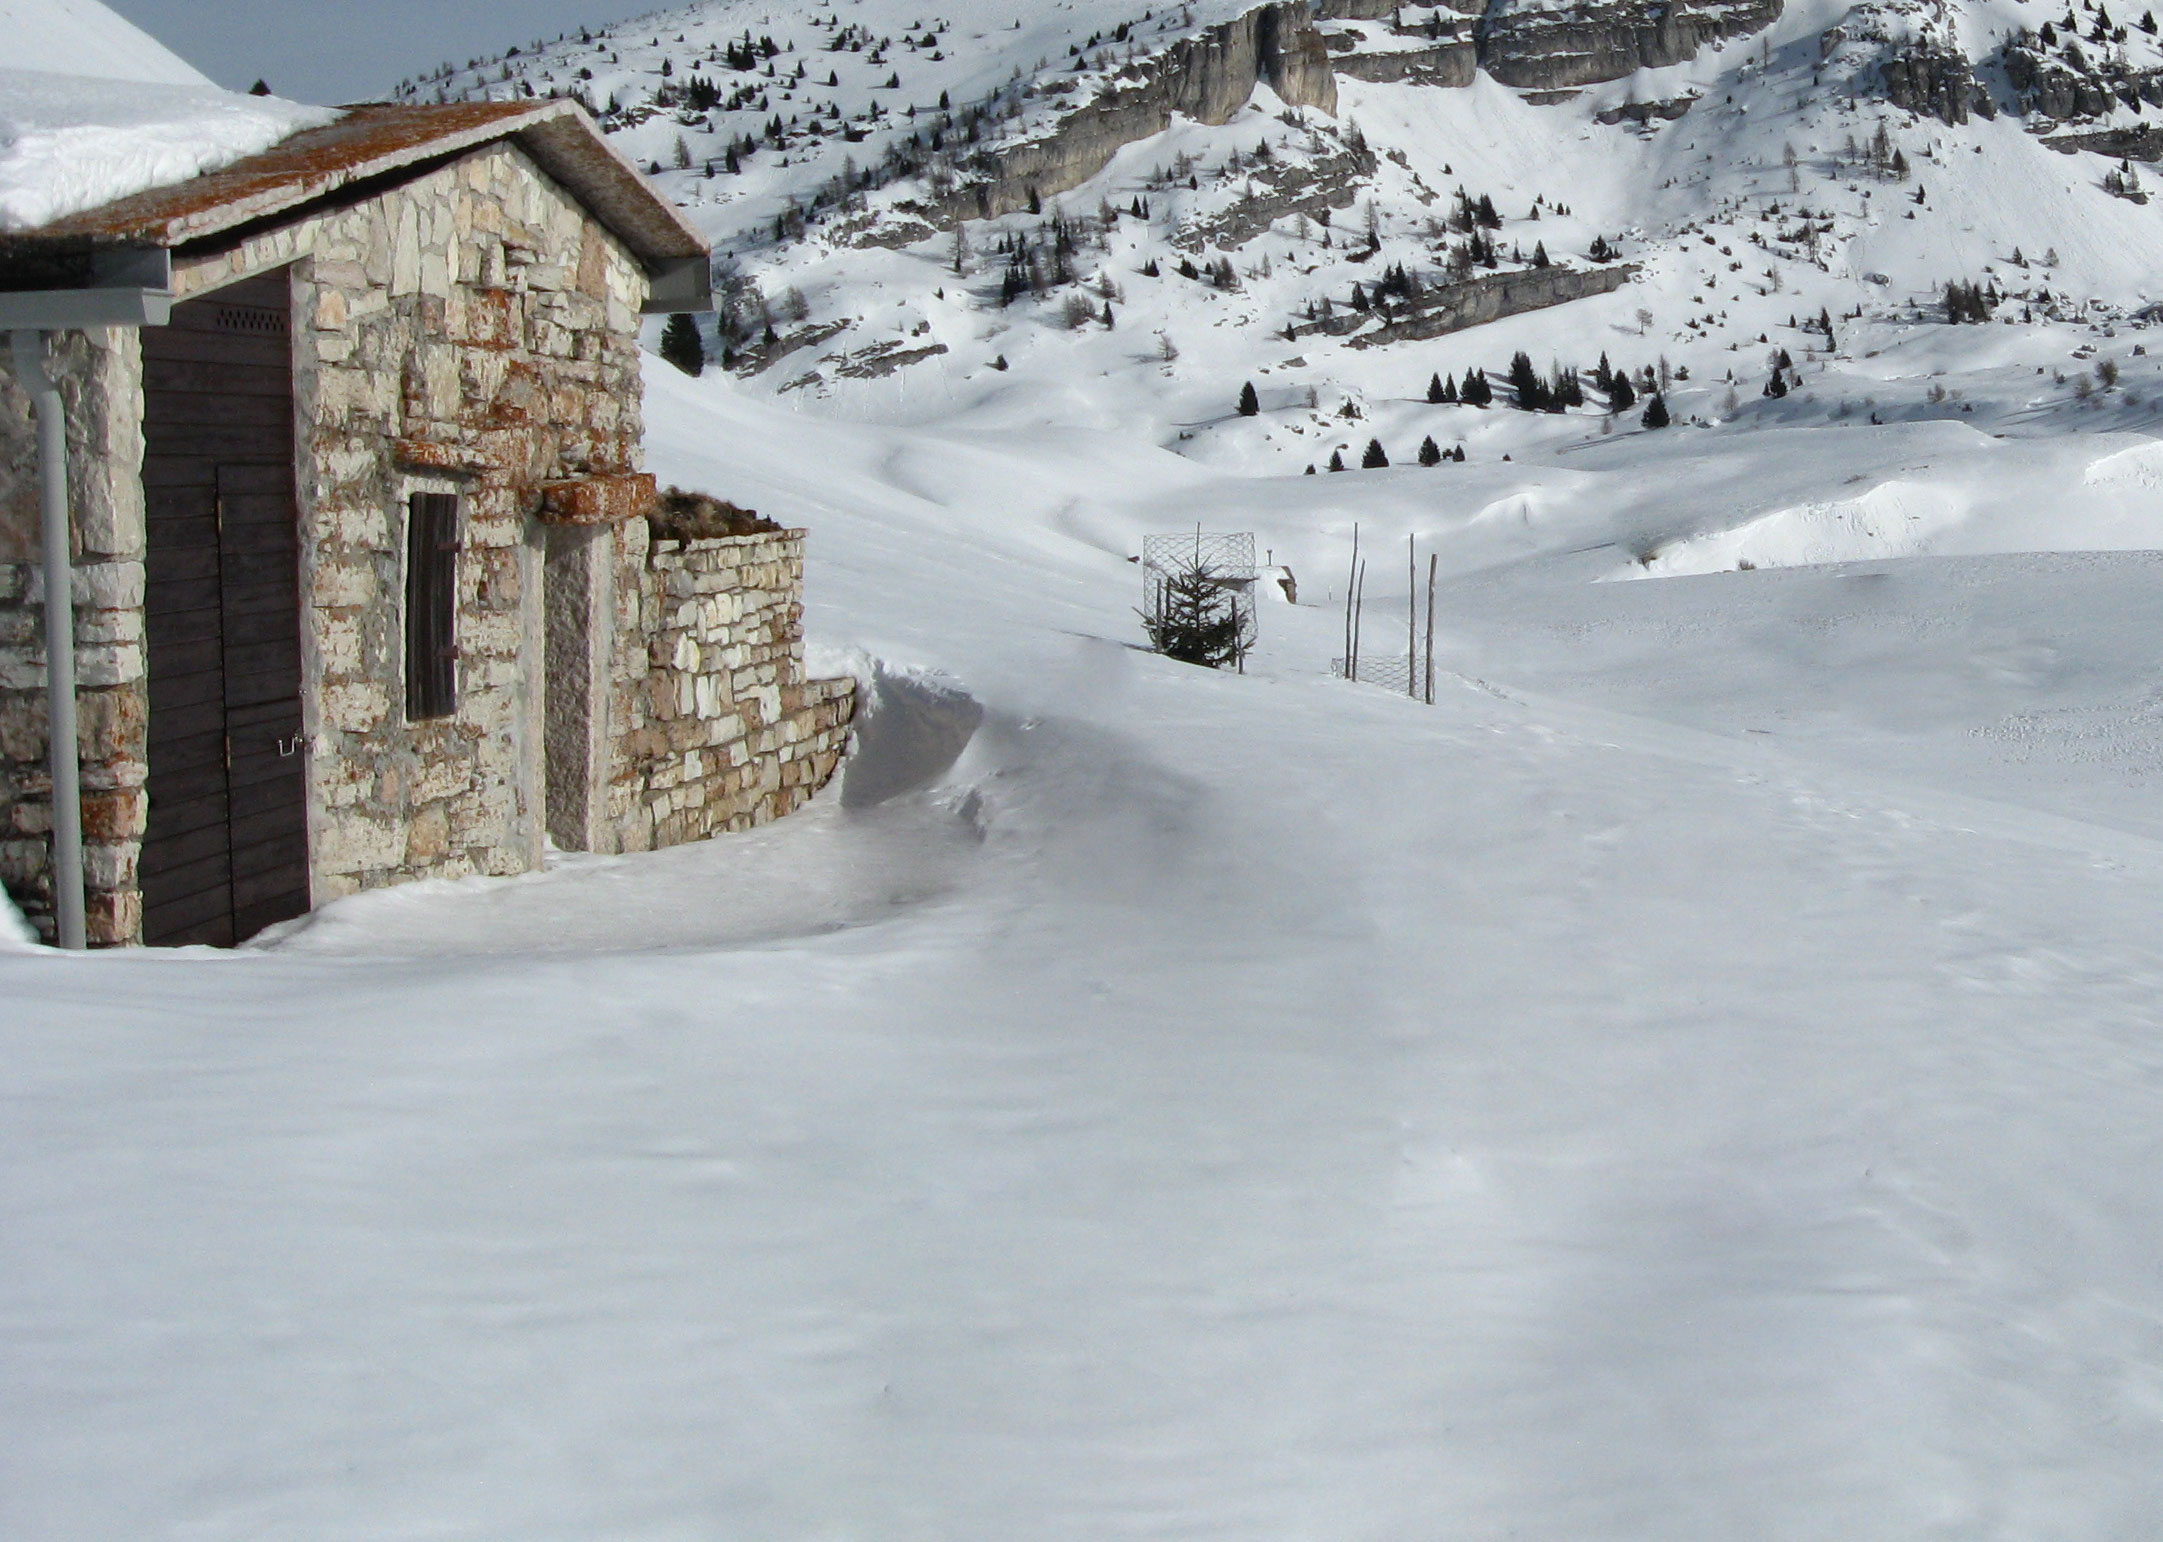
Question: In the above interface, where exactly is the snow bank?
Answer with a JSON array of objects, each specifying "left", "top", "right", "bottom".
[{"left": 0, "top": 2, "right": 336, "bottom": 232}]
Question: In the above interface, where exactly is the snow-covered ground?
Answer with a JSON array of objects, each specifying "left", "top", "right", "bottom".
[{"left": 10, "top": 357, "right": 2163, "bottom": 1536}]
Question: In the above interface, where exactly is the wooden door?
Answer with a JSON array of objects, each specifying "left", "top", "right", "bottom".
[{"left": 139, "top": 273, "right": 310, "bottom": 946}]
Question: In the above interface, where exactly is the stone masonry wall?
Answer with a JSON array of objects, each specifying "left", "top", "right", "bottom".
[
  {"left": 615, "top": 529, "right": 854, "bottom": 849},
  {"left": 0, "top": 327, "right": 149, "bottom": 944},
  {"left": 176, "top": 141, "right": 652, "bottom": 906}
]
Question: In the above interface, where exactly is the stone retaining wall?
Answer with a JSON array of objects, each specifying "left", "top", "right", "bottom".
[{"left": 617, "top": 529, "right": 854, "bottom": 849}]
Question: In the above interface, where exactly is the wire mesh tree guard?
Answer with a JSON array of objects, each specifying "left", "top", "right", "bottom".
[{"left": 1141, "top": 530, "right": 1259, "bottom": 670}]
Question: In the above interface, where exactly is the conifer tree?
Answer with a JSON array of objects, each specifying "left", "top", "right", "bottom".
[
  {"left": 1641, "top": 394, "right": 1671, "bottom": 429},
  {"left": 660, "top": 313, "right": 705, "bottom": 376},
  {"left": 1460, "top": 368, "right": 1492, "bottom": 407},
  {"left": 1362, "top": 438, "right": 1389, "bottom": 468},
  {"left": 1328, "top": 449, "right": 1347, "bottom": 471},
  {"left": 1608, "top": 370, "right": 1635, "bottom": 412},
  {"left": 1427, "top": 372, "right": 1447, "bottom": 404},
  {"left": 1238, "top": 381, "right": 1260, "bottom": 416},
  {"left": 1507, "top": 350, "right": 1548, "bottom": 411},
  {"left": 1418, "top": 435, "right": 1443, "bottom": 466},
  {"left": 1139, "top": 556, "right": 1250, "bottom": 669}
]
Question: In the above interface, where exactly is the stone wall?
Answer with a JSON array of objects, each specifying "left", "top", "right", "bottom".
[
  {"left": 0, "top": 327, "right": 149, "bottom": 944},
  {"left": 174, "top": 140, "right": 652, "bottom": 905},
  {"left": 616, "top": 529, "right": 854, "bottom": 849}
]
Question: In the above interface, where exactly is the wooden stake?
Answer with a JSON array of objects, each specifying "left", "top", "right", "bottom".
[
  {"left": 1351, "top": 558, "right": 1366, "bottom": 681},
  {"left": 1423, "top": 553, "right": 1437, "bottom": 705},
  {"left": 1407, "top": 535, "right": 1418, "bottom": 698},
  {"left": 1343, "top": 523, "right": 1359, "bottom": 676}
]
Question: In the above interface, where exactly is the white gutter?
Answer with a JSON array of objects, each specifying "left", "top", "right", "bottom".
[{"left": 2, "top": 264, "right": 171, "bottom": 949}]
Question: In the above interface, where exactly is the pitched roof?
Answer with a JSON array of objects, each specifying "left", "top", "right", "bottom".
[{"left": 3, "top": 99, "right": 707, "bottom": 268}]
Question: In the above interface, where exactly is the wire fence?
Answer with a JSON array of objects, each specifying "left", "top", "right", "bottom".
[{"left": 1330, "top": 655, "right": 1431, "bottom": 697}]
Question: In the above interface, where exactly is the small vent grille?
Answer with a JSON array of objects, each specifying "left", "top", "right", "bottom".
[{"left": 214, "top": 303, "right": 287, "bottom": 335}]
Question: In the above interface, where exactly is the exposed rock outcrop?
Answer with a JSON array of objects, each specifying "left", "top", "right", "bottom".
[
  {"left": 951, "top": 2, "right": 1337, "bottom": 222},
  {"left": 1286, "top": 263, "right": 1638, "bottom": 347},
  {"left": 1477, "top": 0, "right": 1783, "bottom": 90},
  {"left": 1333, "top": 39, "right": 1481, "bottom": 86},
  {"left": 1595, "top": 94, "right": 1699, "bottom": 124},
  {"left": 2003, "top": 36, "right": 2163, "bottom": 120},
  {"left": 2043, "top": 124, "right": 2163, "bottom": 161},
  {"left": 1880, "top": 46, "right": 1994, "bottom": 124},
  {"left": 1172, "top": 142, "right": 1380, "bottom": 252}
]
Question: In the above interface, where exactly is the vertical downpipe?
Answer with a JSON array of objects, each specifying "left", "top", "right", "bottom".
[{"left": 11, "top": 329, "right": 85, "bottom": 950}]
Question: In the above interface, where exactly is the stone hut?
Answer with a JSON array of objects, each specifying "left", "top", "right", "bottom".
[{"left": 0, "top": 101, "right": 854, "bottom": 947}]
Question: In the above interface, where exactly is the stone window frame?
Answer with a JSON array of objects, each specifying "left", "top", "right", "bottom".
[{"left": 394, "top": 470, "right": 473, "bottom": 724}]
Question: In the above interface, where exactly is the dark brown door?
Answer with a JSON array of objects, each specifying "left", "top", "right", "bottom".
[{"left": 140, "top": 273, "right": 310, "bottom": 946}]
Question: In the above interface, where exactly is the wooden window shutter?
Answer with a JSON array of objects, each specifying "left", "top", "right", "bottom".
[{"left": 405, "top": 491, "right": 460, "bottom": 720}]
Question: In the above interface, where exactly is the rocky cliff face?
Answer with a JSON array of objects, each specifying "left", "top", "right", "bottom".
[
  {"left": 953, "top": 2, "right": 1337, "bottom": 222},
  {"left": 1476, "top": 0, "right": 1784, "bottom": 90},
  {"left": 1320, "top": 0, "right": 1782, "bottom": 95},
  {"left": 1880, "top": 46, "right": 1994, "bottom": 124},
  {"left": 2002, "top": 35, "right": 2163, "bottom": 121},
  {"left": 1331, "top": 37, "right": 1481, "bottom": 87}
]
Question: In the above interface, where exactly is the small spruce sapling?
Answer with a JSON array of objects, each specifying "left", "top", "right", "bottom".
[
  {"left": 1139, "top": 557, "right": 1251, "bottom": 669},
  {"left": 1362, "top": 438, "right": 1389, "bottom": 468},
  {"left": 1418, "top": 435, "right": 1443, "bottom": 466},
  {"left": 1238, "top": 381, "right": 1261, "bottom": 416}
]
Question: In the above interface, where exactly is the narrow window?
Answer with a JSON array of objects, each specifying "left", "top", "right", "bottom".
[{"left": 405, "top": 491, "right": 460, "bottom": 720}]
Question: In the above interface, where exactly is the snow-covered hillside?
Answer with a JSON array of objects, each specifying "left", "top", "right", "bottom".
[{"left": 397, "top": 0, "right": 2163, "bottom": 481}]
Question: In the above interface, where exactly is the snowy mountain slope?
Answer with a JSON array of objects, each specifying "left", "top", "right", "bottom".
[{"left": 389, "top": 0, "right": 2163, "bottom": 493}]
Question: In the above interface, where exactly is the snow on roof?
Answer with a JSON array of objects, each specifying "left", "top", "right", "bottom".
[
  {"left": 0, "top": 70, "right": 338, "bottom": 232},
  {"left": 0, "top": 0, "right": 336, "bottom": 233},
  {"left": 8, "top": 100, "right": 710, "bottom": 267}
]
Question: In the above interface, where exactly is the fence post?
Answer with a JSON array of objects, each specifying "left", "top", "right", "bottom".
[
  {"left": 1407, "top": 536, "right": 1418, "bottom": 699},
  {"left": 1424, "top": 553, "right": 1437, "bottom": 705},
  {"left": 1351, "top": 558, "right": 1365, "bottom": 680},
  {"left": 1343, "top": 523, "right": 1359, "bottom": 676}
]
